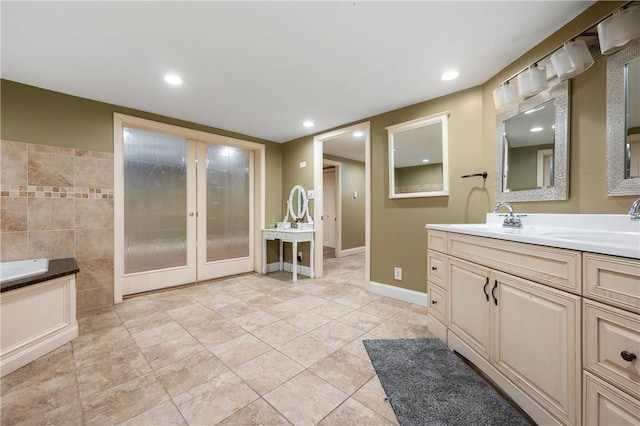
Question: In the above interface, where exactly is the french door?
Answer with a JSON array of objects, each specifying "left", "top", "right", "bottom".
[{"left": 116, "top": 122, "right": 254, "bottom": 296}]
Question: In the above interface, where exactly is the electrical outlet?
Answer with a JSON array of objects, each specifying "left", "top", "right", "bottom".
[{"left": 394, "top": 267, "right": 402, "bottom": 280}]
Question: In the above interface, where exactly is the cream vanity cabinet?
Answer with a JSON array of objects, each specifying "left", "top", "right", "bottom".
[{"left": 428, "top": 230, "right": 582, "bottom": 425}]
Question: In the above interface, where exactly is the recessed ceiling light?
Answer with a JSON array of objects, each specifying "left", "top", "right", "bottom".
[
  {"left": 530, "top": 126, "right": 543, "bottom": 132},
  {"left": 303, "top": 120, "right": 314, "bottom": 128},
  {"left": 422, "top": 158, "right": 430, "bottom": 163},
  {"left": 353, "top": 131, "right": 363, "bottom": 138},
  {"left": 441, "top": 70, "right": 459, "bottom": 81},
  {"left": 164, "top": 74, "right": 183, "bottom": 85}
]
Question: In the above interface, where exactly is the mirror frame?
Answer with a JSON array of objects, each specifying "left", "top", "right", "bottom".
[
  {"left": 495, "top": 80, "right": 570, "bottom": 202},
  {"left": 387, "top": 111, "right": 450, "bottom": 199},
  {"left": 606, "top": 42, "right": 640, "bottom": 196}
]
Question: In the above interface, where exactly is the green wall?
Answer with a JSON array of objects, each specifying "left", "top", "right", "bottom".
[
  {"left": 324, "top": 154, "right": 366, "bottom": 251},
  {"left": 395, "top": 163, "right": 443, "bottom": 187}
]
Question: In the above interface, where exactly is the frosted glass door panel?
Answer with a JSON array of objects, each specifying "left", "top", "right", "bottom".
[
  {"left": 206, "top": 145, "right": 250, "bottom": 262},
  {"left": 124, "top": 128, "right": 188, "bottom": 274}
]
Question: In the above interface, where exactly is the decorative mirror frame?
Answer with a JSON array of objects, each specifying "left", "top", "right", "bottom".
[
  {"left": 606, "top": 42, "right": 640, "bottom": 196},
  {"left": 387, "top": 111, "right": 450, "bottom": 199},
  {"left": 283, "top": 185, "right": 313, "bottom": 225},
  {"left": 496, "top": 80, "right": 570, "bottom": 202}
]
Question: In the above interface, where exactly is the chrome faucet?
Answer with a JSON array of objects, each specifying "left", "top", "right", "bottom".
[
  {"left": 493, "top": 201, "right": 523, "bottom": 228},
  {"left": 630, "top": 197, "right": 640, "bottom": 221}
]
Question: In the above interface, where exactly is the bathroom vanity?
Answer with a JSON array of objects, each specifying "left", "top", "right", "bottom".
[
  {"left": 262, "top": 228, "right": 315, "bottom": 283},
  {"left": 426, "top": 214, "right": 639, "bottom": 426},
  {"left": 0, "top": 258, "right": 79, "bottom": 377}
]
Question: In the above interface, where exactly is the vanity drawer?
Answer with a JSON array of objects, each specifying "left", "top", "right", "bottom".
[
  {"left": 584, "top": 253, "right": 640, "bottom": 315},
  {"left": 584, "top": 299, "right": 640, "bottom": 400},
  {"left": 447, "top": 233, "right": 581, "bottom": 294},
  {"left": 263, "top": 230, "right": 277, "bottom": 240},
  {"left": 427, "top": 230, "right": 447, "bottom": 254},
  {"left": 428, "top": 283, "right": 447, "bottom": 324},
  {"left": 427, "top": 250, "right": 447, "bottom": 290},
  {"left": 278, "top": 232, "right": 293, "bottom": 242},
  {"left": 584, "top": 371, "right": 640, "bottom": 426}
]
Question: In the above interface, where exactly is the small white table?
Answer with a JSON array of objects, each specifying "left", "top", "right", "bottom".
[{"left": 262, "top": 228, "right": 315, "bottom": 283}]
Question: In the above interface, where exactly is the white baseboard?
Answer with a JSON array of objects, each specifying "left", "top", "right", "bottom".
[
  {"left": 339, "top": 246, "right": 365, "bottom": 257},
  {"left": 369, "top": 281, "right": 428, "bottom": 306},
  {"left": 265, "top": 262, "right": 312, "bottom": 278}
]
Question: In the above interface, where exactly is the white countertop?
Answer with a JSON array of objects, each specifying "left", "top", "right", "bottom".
[{"left": 427, "top": 214, "right": 640, "bottom": 259}]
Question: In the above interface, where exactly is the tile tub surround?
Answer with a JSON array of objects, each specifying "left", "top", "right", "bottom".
[
  {"left": 0, "top": 140, "right": 114, "bottom": 313},
  {"left": 0, "top": 254, "right": 424, "bottom": 425}
]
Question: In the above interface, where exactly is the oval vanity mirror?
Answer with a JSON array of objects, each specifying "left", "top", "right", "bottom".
[
  {"left": 288, "top": 185, "right": 309, "bottom": 221},
  {"left": 496, "top": 80, "right": 570, "bottom": 202},
  {"left": 387, "top": 112, "right": 450, "bottom": 198},
  {"left": 606, "top": 43, "right": 640, "bottom": 196}
]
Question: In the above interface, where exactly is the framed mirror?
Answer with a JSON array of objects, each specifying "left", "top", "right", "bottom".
[
  {"left": 606, "top": 42, "right": 640, "bottom": 196},
  {"left": 496, "top": 80, "right": 570, "bottom": 202},
  {"left": 387, "top": 111, "right": 449, "bottom": 198}
]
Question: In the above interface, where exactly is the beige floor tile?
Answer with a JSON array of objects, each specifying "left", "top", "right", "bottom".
[
  {"left": 1, "top": 343, "right": 74, "bottom": 393},
  {"left": 392, "top": 309, "right": 430, "bottom": 327},
  {"left": 342, "top": 334, "right": 375, "bottom": 361},
  {"left": 234, "top": 350, "right": 305, "bottom": 395},
  {"left": 338, "top": 309, "right": 385, "bottom": 332},
  {"left": 232, "top": 309, "right": 281, "bottom": 331},
  {"left": 81, "top": 373, "right": 169, "bottom": 425},
  {"left": 359, "top": 300, "right": 406, "bottom": 318},
  {"left": 310, "top": 321, "right": 364, "bottom": 348},
  {"left": 352, "top": 376, "right": 399, "bottom": 424},
  {"left": 284, "top": 310, "right": 332, "bottom": 332},
  {"left": 7, "top": 400, "right": 84, "bottom": 426},
  {"left": 210, "top": 333, "right": 272, "bottom": 368},
  {"left": 166, "top": 302, "right": 225, "bottom": 332},
  {"left": 77, "top": 310, "right": 123, "bottom": 334},
  {"left": 309, "top": 350, "right": 375, "bottom": 394},
  {"left": 217, "top": 398, "right": 292, "bottom": 425},
  {"left": 262, "top": 301, "right": 308, "bottom": 319},
  {"left": 120, "top": 308, "right": 175, "bottom": 333},
  {"left": 201, "top": 293, "right": 242, "bottom": 310},
  {"left": 252, "top": 320, "right": 306, "bottom": 347},
  {"left": 312, "top": 300, "right": 355, "bottom": 319},
  {"left": 264, "top": 370, "right": 348, "bottom": 426},
  {"left": 148, "top": 291, "right": 194, "bottom": 311},
  {"left": 277, "top": 334, "right": 340, "bottom": 368},
  {"left": 288, "top": 294, "right": 328, "bottom": 309},
  {"left": 140, "top": 334, "right": 207, "bottom": 370},
  {"left": 246, "top": 294, "right": 285, "bottom": 309},
  {"left": 77, "top": 349, "right": 152, "bottom": 399},
  {"left": 368, "top": 319, "right": 432, "bottom": 339},
  {"left": 72, "top": 327, "right": 139, "bottom": 368},
  {"left": 117, "top": 399, "right": 186, "bottom": 426},
  {"left": 190, "top": 320, "right": 248, "bottom": 349},
  {"left": 215, "top": 302, "right": 260, "bottom": 319},
  {"left": 319, "top": 397, "right": 396, "bottom": 425},
  {"left": 333, "top": 291, "right": 381, "bottom": 309},
  {"left": 173, "top": 370, "right": 259, "bottom": 425},
  {"left": 155, "top": 350, "right": 229, "bottom": 397},
  {"left": 130, "top": 321, "right": 188, "bottom": 349}
]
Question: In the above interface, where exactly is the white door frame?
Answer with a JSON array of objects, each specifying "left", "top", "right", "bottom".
[
  {"left": 313, "top": 122, "right": 370, "bottom": 288},
  {"left": 322, "top": 160, "right": 341, "bottom": 256},
  {"left": 113, "top": 113, "right": 265, "bottom": 303}
]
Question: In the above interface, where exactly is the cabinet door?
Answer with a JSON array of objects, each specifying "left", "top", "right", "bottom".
[
  {"left": 493, "top": 271, "right": 581, "bottom": 426},
  {"left": 448, "top": 257, "right": 492, "bottom": 360},
  {"left": 584, "top": 371, "right": 640, "bottom": 426}
]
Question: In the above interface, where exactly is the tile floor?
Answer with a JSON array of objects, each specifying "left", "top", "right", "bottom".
[{"left": 1, "top": 254, "right": 433, "bottom": 425}]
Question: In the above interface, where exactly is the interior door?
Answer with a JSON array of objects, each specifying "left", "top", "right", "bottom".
[
  {"left": 196, "top": 142, "right": 254, "bottom": 281},
  {"left": 121, "top": 127, "right": 197, "bottom": 295},
  {"left": 323, "top": 169, "right": 336, "bottom": 248}
]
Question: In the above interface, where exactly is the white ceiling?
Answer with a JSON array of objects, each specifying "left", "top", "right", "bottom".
[{"left": 1, "top": 1, "right": 596, "bottom": 149}]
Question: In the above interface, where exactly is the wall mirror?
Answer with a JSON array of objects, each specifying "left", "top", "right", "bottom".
[
  {"left": 283, "top": 185, "right": 313, "bottom": 228},
  {"left": 387, "top": 111, "right": 449, "bottom": 198},
  {"left": 496, "top": 80, "right": 569, "bottom": 202},
  {"left": 606, "top": 43, "right": 640, "bottom": 196}
]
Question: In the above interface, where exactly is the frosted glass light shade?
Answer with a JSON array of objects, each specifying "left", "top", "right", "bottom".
[
  {"left": 597, "top": 6, "right": 640, "bottom": 55},
  {"left": 493, "top": 83, "right": 518, "bottom": 111},
  {"left": 517, "top": 66, "right": 548, "bottom": 97},
  {"left": 550, "top": 40, "right": 594, "bottom": 80}
]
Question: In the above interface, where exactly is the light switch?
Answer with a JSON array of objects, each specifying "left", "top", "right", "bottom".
[
  {"left": 307, "top": 190, "right": 315, "bottom": 199},
  {"left": 353, "top": 191, "right": 358, "bottom": 198}
]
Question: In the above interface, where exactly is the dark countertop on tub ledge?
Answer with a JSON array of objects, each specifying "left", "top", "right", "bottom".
[{"left": 1, "top": 258, "right": 79, "bottom": 293}]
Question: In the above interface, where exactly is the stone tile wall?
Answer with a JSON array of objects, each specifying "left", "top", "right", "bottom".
[{"left": 0, "top": 140, "right": 114, "bottom": 313}]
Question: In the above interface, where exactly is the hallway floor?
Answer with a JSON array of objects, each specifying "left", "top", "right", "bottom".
[{"left": 1, "top": 254, "right": 433, "bottom": 425}]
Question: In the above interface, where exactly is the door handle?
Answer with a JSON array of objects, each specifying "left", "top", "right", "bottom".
[
  {"left": 492, "top": 280, "right": 498, "bottom": 306},
  {"left": 483, "top": 277, "right": 489, "bottom": 302},
  {"left": 189, "top": 212, "right": 195, "bottom": 217}
]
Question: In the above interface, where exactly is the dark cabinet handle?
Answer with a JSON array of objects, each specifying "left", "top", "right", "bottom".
[
  {"left": 483, "top": 277, "right": 489, "bottom": 302},
  {"left": 621, "top": 351, "right": 637, "bottom": 362},
  {"left": 431, "top": 300, "right": 438, "bottom": 305},
  {"left": 492, "top": 280, "right": 498, "bottom": 306},
  {"left": 431, "top": 266, "right": 437, "bottom": 271}
]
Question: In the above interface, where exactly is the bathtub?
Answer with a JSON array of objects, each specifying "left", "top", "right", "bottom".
[{"left": 0, "top": 258, "right": 49, "bottom": 283}]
